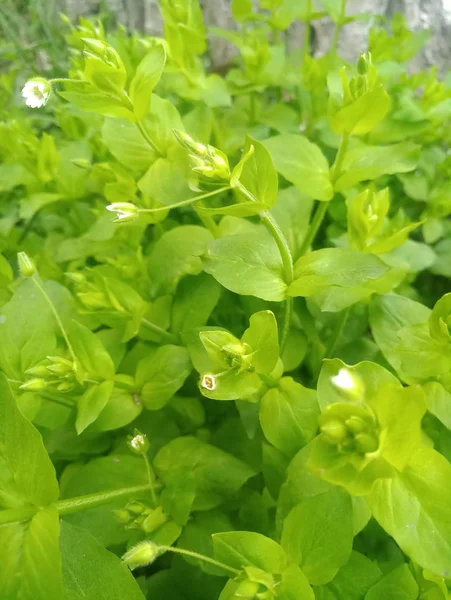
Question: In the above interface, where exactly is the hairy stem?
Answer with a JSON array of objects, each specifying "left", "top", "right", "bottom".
[
  {"left": 141, "top": 318, "right": 179, "bottom": 344},
  {"left": 159, "top": 545, "right": 240, "bottom": 575},
  {"left": 0, "top": 484, "right": 156, "bottom": 525},
  {"left": 142, "top": 452, "right": 158, "bottom": 507}
]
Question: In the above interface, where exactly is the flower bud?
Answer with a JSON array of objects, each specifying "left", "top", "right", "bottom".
[
  {"left": 127, "top": 430, "right": 149, "bottom": 454},
  {"left": 122, "top": 541, "right": 159, "bottom": 570},
  {"left": 357, "top": 52, "right": 372, "bottom": 75},
  {"left": 57, "top": 381, "right": 75, "bottom": 392},
  {"left": 345, "top": 416, "right": 367, "bottom": 434},
  {"left": 354, "top": 433, "right": 379, "bottom": 454},
  {"left": 235, "top": 579, "right": 259, "bottom": 598},
  {"left": 18, "top": 252, "right": 36, "bottom": 277},
  {"left": 113, "top": 509, "right": 130, "bottom": 524},
  {"left": 173, "top": 130, "right": 208, "bottom": 156},
  {"left": 141, "top": 507, "right": 168, "bottom": 533},
  {"left": 127, "top": 502, "right": 146, "bottom": 515},
  {"left": 106, "top": 202, "right": 139, "bottom": 223},
  {"left": 320, "top": 419, "right": 347, "bottom": 444},
  {"left": 19, "top": 378, "right": 47, "bottom": 392},
  {"left": 25, "top": 365, "right": 50, "bottom": 378},
  {"left": 77, "top": 291, "right": 108, "bottom": 310}
]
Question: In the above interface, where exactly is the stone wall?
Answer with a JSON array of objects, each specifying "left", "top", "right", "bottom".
[{"left": 58, "top": 0, "right": 451, "bottom": 73}]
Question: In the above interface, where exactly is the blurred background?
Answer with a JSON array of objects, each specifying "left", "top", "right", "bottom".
[{"left": 1, "top": 0, "right": 451, "bottom": 75}]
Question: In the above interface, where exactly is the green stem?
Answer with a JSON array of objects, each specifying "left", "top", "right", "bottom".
[
  {"left": 193, "top": 206, "right": 221, "bottom": 238},
  {"left": 159, "top": 545, "right": 240, "bottom": 575},
  {"left": 142, "top": 453, "right": 158, "bottom": 508},
  {"left": 31, "top": 276, "right": 78, "bottom": 365},
  {"left": 331, "top": 133, "right": 349, "bottom": 182},
  {"left": 139, "top": 187, "right": 231, "bottom": 214},
  {"left": 298, "top": 133, "right": 349, "bottom": 256},
  {"left": 280, "top": 297, "right": 293, "bottom": 352},
  {"left": 298, "top": 201, "right": 328, "bottom": 255},
  {"left": 0, "top": 484, "right": 155, "bottom": 525},
  {"left": 303, "top": 0, "right": 312, "bottom": 61},
  {"left": 330, "top": 0, "right": 347, "bottom": 55},
  {"left": 234, "top": 183, "right": 294, "bottom": 346},
  {"left": 136, "top": 121, "right": 165, "bottom": 157},
  {"left": 141, "top": 318, "right": 179, "bottom": 344}
]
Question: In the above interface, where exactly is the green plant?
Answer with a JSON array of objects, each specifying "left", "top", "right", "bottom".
[{"left": 1, "top": 1, "right": 451, "bottom": 598}]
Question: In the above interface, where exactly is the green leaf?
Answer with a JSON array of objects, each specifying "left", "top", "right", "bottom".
[
  {"left": 76, "top": 380, "right": 114, "bottom": 434},
  {"left": 102, "top": 118, "right": 155, "bottom": 171},
  {"left": 233, "top": 137, "right": 278, "bottom": 209},
  {"left": 329, "top": 84, "right": 391, "bottom": 136},
  {"left": 135, "top": 345, "right": 192, "bottom": 410},
  {"left": 365, "top": 564, "right": 419, "bottom": 600},
  {"left": 241, "top": 310, "right": 279, "bottom": 374},
  {"left": 20, "top": 192, "right": 66, "bottom": 220},
  {"left": 68, "top": 320, "right": 115, "bottom": 382},
  {"left": 263, "top": 134, "right": 333, "bottom": 201},
  {"left": 288, "top": 248, "right": 402, "bottom": 311},
  {"left": 0, "top": 507, "right": 63, "bottom": 600},
  {"left": 281, "top": 489, "right": 353, "bottom": 585},
  {"left": 59, "top": 89, "right": 135, "bottom": 121},
  {"left": 171, "top": 273, "right": 221, "bottom": 334},
  {"left": 59, "top": 455, "right": 147, "bottom": 547},
  {"left": 154, "top": 436, "right": 255, "bottom": 513},
  {"left": 334, "top": 142, "right": 420, "bottom": 191},
  {"left": 203, "top": 232, "right": 287, "bottom": 302},
  {"left": 424, "top": 381, "right": 451, "bottom": 430},
  {"left": 148, "top": 226, "right": 213, "bottom": 296},
  {"left": 315, "top": 551, "right": 382, "bottom": 600},
  {"left": 232, "top": 0, "right": 253, "bottom": 21},
  {"left": 368, "top": 445, "right": 451, "bottom": 578},
  {"left": 129, "top": 44, "right": 166, "bottom": 120},
  {"left": 0, "top": 373, "right": 59, "bottom": 508},
  {"left": 260, "top": 377, "right": 319, "bottom": 458},
  {"left": 277, "top": 564, "right": 315, "bottom": 600},
  {"left": 369, "top": 294, "right": 430, "bottom": 382},
  {"left": 60, "top": 521, "right": 145, "bottom": 600},
  {"left": 213, "top": 531, "right": 287, "bottom": 574},
  {"left": 0, "top": 279, "right": 57, "bottom": 380}
]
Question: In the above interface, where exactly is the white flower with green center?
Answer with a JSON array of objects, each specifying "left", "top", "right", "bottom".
[{"left": 21, "top": 78, "right": 51, "bottom": 108}]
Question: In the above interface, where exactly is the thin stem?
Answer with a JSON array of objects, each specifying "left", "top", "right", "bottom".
[
  {"left": 56, "top": 484, "right": 155, "bottom": 516},
  {"left": 31, "top": 276, "right": 78, "bottom": 365},
  {"left": 324, "top": 306, "right": 351, "bottom": 359},
  {"left": 141, "top": 318, "right": 179, "bottom": 344},
  {"left": 142, "top": 453, "right": 158, "bottom": 508},
  {"left": 298, "top": 201, "right": 328, "bottom": 256},
  {"left": 330, "top": 0, "right": 347, "bottom": 55},
  {"left": 193, "top": 206, "right": 221, "bottom": 238},
  {"left": 331, "top": 133, "right": 349, "bottom": 182},
  {"left": 280, "top": 297, "right": 293, "bottom": 352},
  {"left": 159, "top": 545, "right": 240, "bottom": 575},
  {"left": 302, "top": 0, "right": 312, "bottom": 61},
  {"left": 0, "top": 484, "right": 155, "bottom": 525},
  {"left": 49, "top": 78, "right": 89, "bottom": 84},
  {"left": 235, "top": 183, "right": 294, "bottom": 346},
  {"left": 235, "top": 183, "right": 293, "bottom": 283},
  {"left": 259, "top": 210, "right": 294, "bottom": 284},
  {"left": 139, "top": 187, "right": 231, "bottom": 214},
  {"left": 298, "top": 133, "right": 349, "bottom": 256}
]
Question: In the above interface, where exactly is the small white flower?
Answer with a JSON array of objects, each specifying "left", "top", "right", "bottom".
[
  {"left": 21, "top": 79, "right": 51, "bottom": 108},
  {"left": 200, "top": 374, "right": 216, "bottom": 391},
  {"left": 331, "top": 368, "right": 356, "bottom": 390},
  {"left": 106, "top": 202, "right": 139, "bottom": 223}
]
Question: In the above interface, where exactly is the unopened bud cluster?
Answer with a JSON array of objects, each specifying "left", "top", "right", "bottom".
[
  {"left": 66, "top": 270, "right": 127, "bottom": 314},
  {"left": 174, "top": 130, "right": 230, "bottom": 180},
  {"left": 21, "top": 356, "right": 80, "bottom": 393},
  {"left": 341, "top": 52, "right": 378, "bottom": 105},
  {"left": 114, "top": 502, "right": 167, "bottom": 533},
  {"left": 319, "top": 402, "right": 380, "bottom": 455}
]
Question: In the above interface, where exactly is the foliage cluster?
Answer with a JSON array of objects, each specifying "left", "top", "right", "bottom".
[{"left": 1, "top": 1, "right": 451, "bottom": 599}]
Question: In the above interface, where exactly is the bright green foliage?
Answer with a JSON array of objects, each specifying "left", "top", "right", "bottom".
[{"left": 1, "top": 1, "right": 451, "bottom": 598}]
